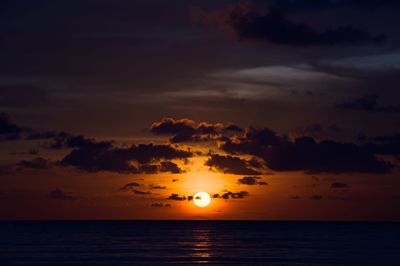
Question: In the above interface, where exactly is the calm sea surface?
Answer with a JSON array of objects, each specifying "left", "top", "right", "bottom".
[{"left": 0, "top": 221, "right": 399, "bottom": 265}]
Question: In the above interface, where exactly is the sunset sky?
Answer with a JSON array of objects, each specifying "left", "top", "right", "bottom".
[{"left": 1, "top": 0, "right": 400, "bottom": 221}]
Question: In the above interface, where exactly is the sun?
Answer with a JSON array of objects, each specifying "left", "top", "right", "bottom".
[{"left": 193, "top": 191, "right": 212, "bottom": 208}]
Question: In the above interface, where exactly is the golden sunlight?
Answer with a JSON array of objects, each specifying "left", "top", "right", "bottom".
[{"left": 193, "top": 192, "right": 212, "bottom": 208}]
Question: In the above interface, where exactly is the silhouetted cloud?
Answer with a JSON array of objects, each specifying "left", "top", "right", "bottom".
[
  {"left": 48, "top": 188, "right": 77, "bottom": 201},
  {"left": 61, "top": 140, "right": 192, "bottom": 173},
  {"left": 150, "top": 118, "right": 227, "bottom": 143},
  {"left": 119, "top": 182, "right": 141, "bottom": 191},
  {"left": 220, "top": 191, "right": 249, "bottom": 199},
  {"left": 221, "top": 127, "right": 392, "bottom": 173},
  {"left": 159, "top": 161, "right": 183, "bottom": 173},
  {"left": 132, "top": 190, "right": 151, "bottom": 195},
  {"left": 167, "top": 193, "right": 186, "bottom": 201},
  {"left": 149, "top": 184, "right": 167, "bottom": 190},
  {"left": 205, "top": 154, "right": 261, "bottom": 175},
  {"left": 194, "top": 2, "right": 385, "bottom": 46},
  {"left": 362, "top": 133, "right": 400, "bottom": 156},
  {"left": 238, "top": 176, "right": 268, "bottom": 186},
  {"left": 336, "top": 94, "right": 400, "bottom": 113}
]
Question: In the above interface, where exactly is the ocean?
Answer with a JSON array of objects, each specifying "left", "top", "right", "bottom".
[{"left": 0, "top": 221, "right": 399, "bottom": 265}]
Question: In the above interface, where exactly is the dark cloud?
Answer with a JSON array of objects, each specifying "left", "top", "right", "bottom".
[
  {"left": 61, "top": 139, "right": 192, "bottom": 173},
  {"left": 119, "top": 182, "right": 141, "bottom": 191},
  {"left": 238, "top": 176, "right": 268, "bottom": 186},
  {"left": 48, "top": 188, "right": 77, "bottom": 201},
  {"left": 195, "top": 2, "right": 385, "bottom": 46},
  {"left": 223, "top": 124, "right": 243, "bottom": 133},
  {"left": 331, "top": 182, "right": 348, "bottom": 188},
  {"left": 205, "top": 154, "right": 261, "bottom": 175},
  {"left": 132, "top": 190, "right": 151, "bottom": 195},
  {"left": 150, "top": 118, "right": 223, "bottom": 143},
  {"left": 167, "top": 193, "right": 186, "bottom": 201},
  {"left": 151, "top": 118, "right": 196, "bottom": 135},
  {"left": 149, "top": 184, "right": 167, "bottom": 190},
  {"left": 361, "top": 133, "right": 400, "bottom": 156},
  {"left": 336, "top": 94, "right": 400, "bottom": 113},
  {"left": 220, "top": 191, "right": 249, "bottom": 199},
  {"left": 138, "top": 164, "right": 159, "bottom": 174},
  {"left": 159, "top": 161, "right": 183, "bottom": 173},
  {"left": 221, "top": 128, "right": 392, "bottom": 173},
  {"left": 18, "top": 157, "right": 51, "bottom": 169}
]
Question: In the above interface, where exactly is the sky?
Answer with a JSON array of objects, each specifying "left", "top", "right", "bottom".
[{"left": 1, "top": 0, "right": 400, "bottom": 220}]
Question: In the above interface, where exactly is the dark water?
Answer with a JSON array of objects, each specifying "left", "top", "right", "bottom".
[{"left": 0, "top": 221, "right": 399, "bottom": 265}]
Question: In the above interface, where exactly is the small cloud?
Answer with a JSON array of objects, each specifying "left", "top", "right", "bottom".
[
  {"left": 238, "top": 176, "right": 268, "bottom": 186},
  {"left": 119, "top": 182, "right": 141, "bottom": 191},
  {"left": 132, "top": 190, "right": 151, "bottom": 195},
  {"left": 149, "top": 184, "right": 167, "bottom": 190},
  {"left": 167, "top": 193, "right": 186, "bottom": 201},
  {"left": 220, "top": 191, "right": 249, "bottom": 200}
]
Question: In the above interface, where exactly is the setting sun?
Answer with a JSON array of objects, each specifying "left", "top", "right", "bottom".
[{"left": 193, "top": 192, "right": 212, "bottom": 208}]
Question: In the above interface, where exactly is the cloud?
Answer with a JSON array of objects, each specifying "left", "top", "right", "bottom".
[
  {"left": 331, "top": 182, "right": 348, "bottom": 188},
  {"left": 119, "top": 182, "right": 141, "bottom": 191},
  {"left": 194, "top": 2, "right": 385, "bottom": 46},
  {"left": 220, "top": 191, "right": 249, "bottom": 199},
  {"left": 150, "top": 117, "right": 232, "bottom": 143},
  {"left": 205, "top": 154, "right": 261, "bottom": 175},
  {"left": 220, "top": 127, "right": 392, "bottom": 173},
  {"left": 18, "top": 157, "right": 51, "bottom": 169},
  {"left": 238, "top": 176, "right": 268, "bottom": 186},
  {"left": 361, "top": 133, "right": 400, "bottom": 156},
  {"left": 48, "top": 188, "right": 77, "bottom": 201},
  {"left": 149, "top": 184, "right": 167, "bottom": 190},
  {"left": 167, "top": 193, "right": 186, "bottom": 201},
  {"left": 336, "top": 94, "right": 400, "bottom": 113},
  {"left": 159, "top": 161, "right": 183, "bottom": 173},
  {"left": 61, "top": 139, "right": 192, "bottom": 173},
  {"left": 132, "top": 190, "right": 151, "bottom": 195}
]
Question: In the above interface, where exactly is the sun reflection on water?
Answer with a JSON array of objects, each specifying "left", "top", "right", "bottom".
[{"left": 191, "top": 227, "right": 211, "bottom": 263}]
